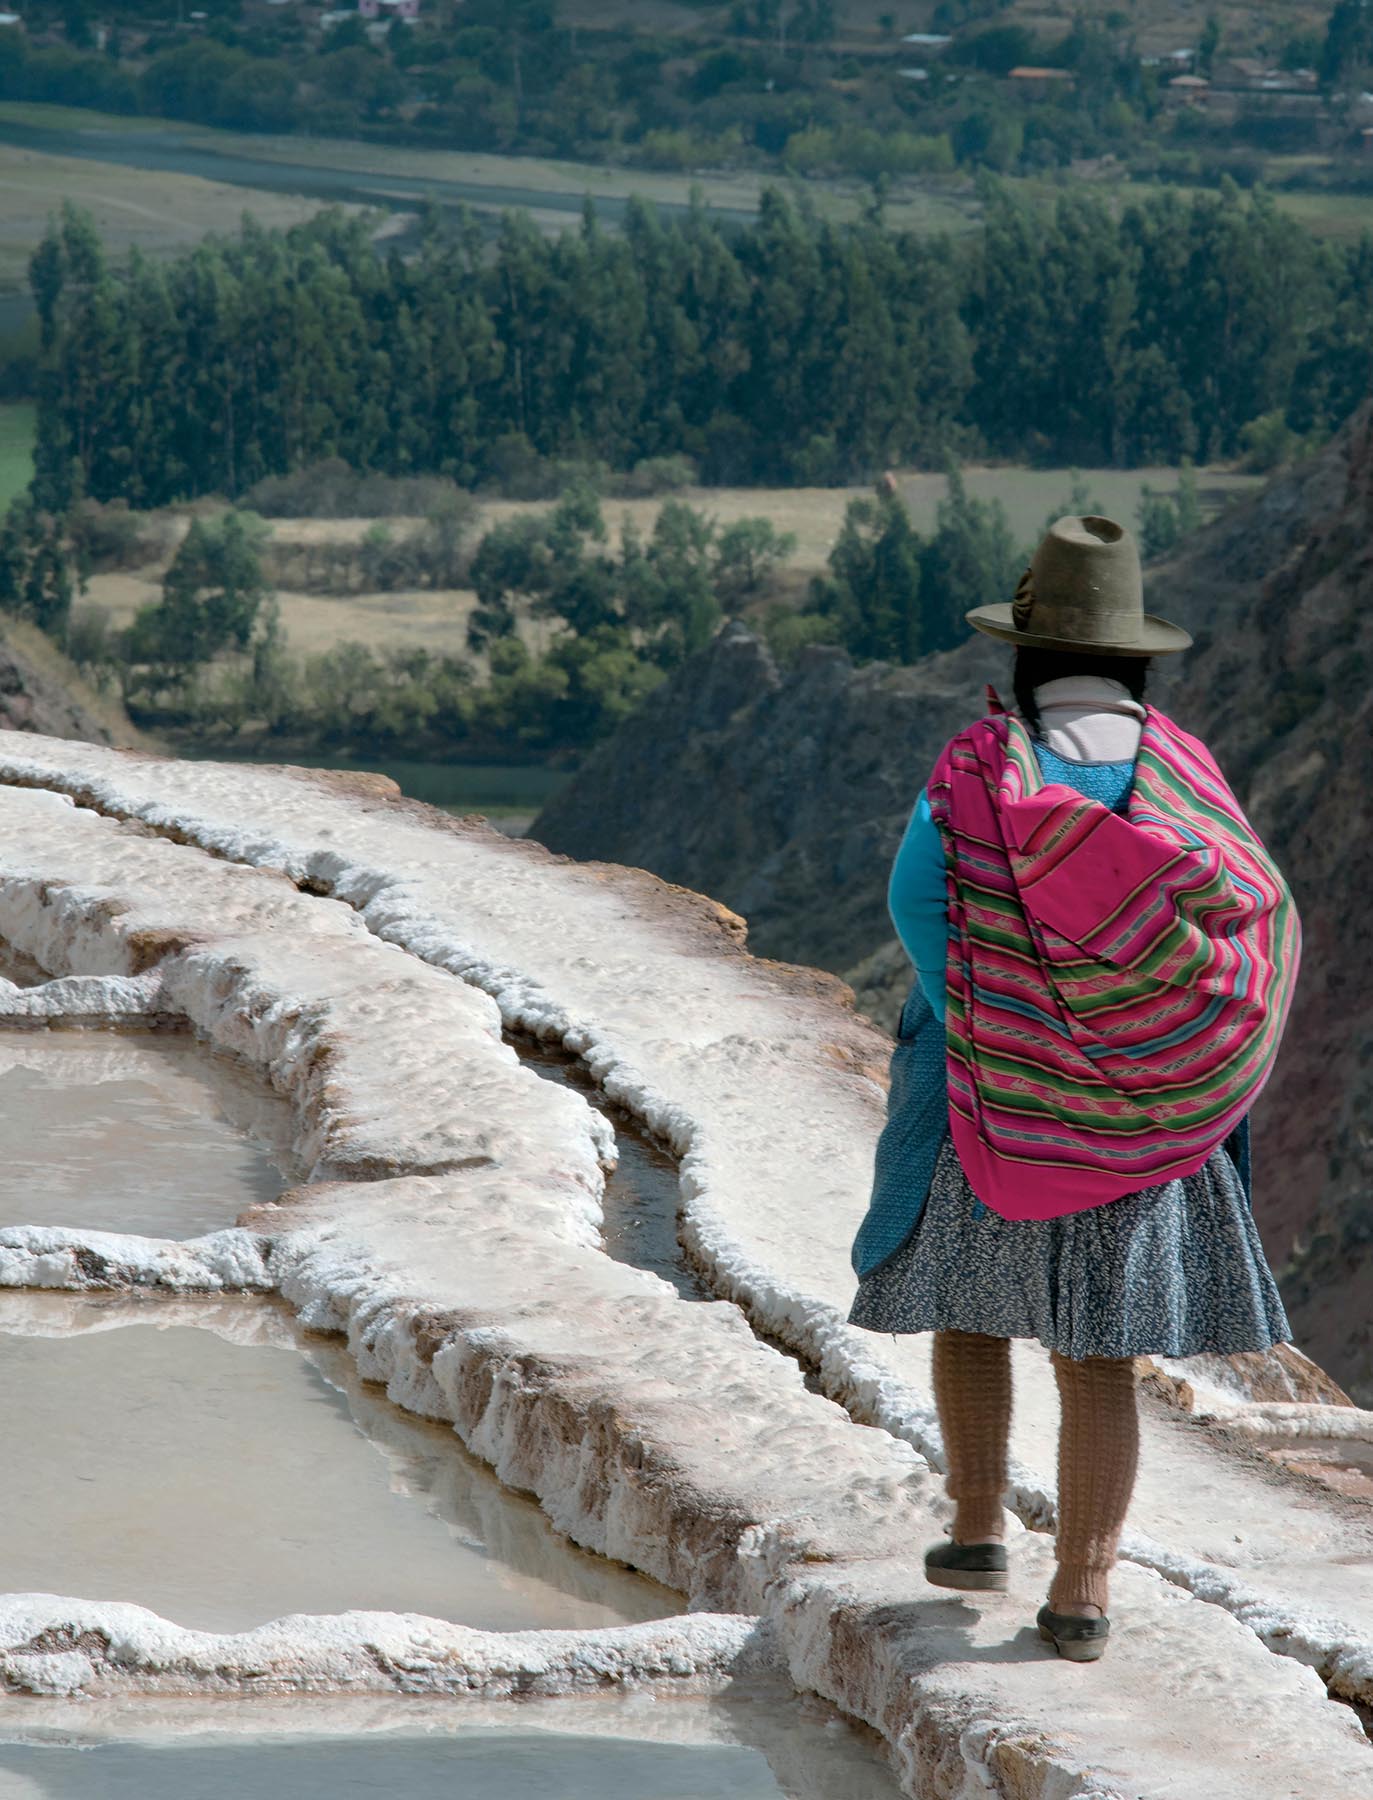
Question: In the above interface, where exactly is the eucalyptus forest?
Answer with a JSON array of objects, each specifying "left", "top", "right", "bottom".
[{"left": 32, "top": 179, "right": 1373, "bottom": 512}]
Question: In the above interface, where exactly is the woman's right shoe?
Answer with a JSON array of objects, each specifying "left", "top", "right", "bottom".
[
  {"left": 1036, "top": 1602, "right": 1111, "bottom": 1661},
  {"left": 923, "top": 1538, "right": 1009, "bottom": 1591}
]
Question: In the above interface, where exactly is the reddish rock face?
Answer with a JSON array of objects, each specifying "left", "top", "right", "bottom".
[
  {"left": 1164, "top": 406, "right": 1373, "bottom": 1404},
  {"left": 0, "top": 627, "right": 137, "bottom": 747}
]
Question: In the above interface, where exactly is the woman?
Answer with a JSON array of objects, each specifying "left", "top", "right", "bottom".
[{"left": 848, "top": 514, "right": 1300, "bottom": 1663}]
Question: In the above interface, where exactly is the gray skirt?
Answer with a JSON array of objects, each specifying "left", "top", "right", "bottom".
[{"left": 848, "top": 1132, "right": 1292, "bottom": 1361}]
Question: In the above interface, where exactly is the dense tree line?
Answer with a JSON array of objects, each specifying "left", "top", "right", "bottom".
[{"left": 31, "top": 181, "right": 1373, "bottom": 512}]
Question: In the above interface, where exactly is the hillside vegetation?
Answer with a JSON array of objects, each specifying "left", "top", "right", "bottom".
[{"left": 4, "top": 0, "right": 1370, "bottom": 194}]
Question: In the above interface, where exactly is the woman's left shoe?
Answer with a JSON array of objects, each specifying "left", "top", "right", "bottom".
[
  {"left": 1036, "top": 1603, "right": 1110, "bottom": 1661},
  {"left": 923, "top": 1538, "right": 1008, "bottom": 1591}
]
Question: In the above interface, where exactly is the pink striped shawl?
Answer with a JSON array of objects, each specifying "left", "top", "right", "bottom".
[{"left": 925, "top": 708, "right": 1300, "bottom": 1221}]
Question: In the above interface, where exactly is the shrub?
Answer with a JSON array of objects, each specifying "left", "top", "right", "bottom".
[
  {"left": 1240, "top": 410, "right": 1301, "bottom": 473},
  {"left": 611, "top": 455, "right": 698, "bottom": 498},
  {"left": 66, "top": 603, "right": 117, "bottom": 672},
  {"left": 68, "top": 499, "right": 168, "bottom": 571},
  {"left": 242, "top": 459, "right": 467, "bottom": 519},
  {"left": 763, "top": 603, "right": 839, "bottom": 665}
]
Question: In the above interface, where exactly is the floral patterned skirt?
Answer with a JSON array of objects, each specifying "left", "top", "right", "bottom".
[{"left": 848, "top": 1132, "right": 1292, "bottom": 1361}]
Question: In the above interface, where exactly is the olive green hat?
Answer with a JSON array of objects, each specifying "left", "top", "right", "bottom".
[{"left": 966, "top": 514, "right": 1192, "bottom": 657}]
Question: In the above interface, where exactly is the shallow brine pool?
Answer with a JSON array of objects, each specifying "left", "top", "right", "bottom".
[
  {"left": 0, "top": 1693, "right": 902, "bottom": 1800},
  {"left": 0, "top": 1034, "right": 294, "bottom": 1237},
  {"left": 0, "top": 1298, "right": 676, "bottom": 1633}
]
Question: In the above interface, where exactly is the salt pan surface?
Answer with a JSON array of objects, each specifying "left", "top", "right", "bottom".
[{"left": 0, "top": 750, "right": 1367, "bottom": 1797}]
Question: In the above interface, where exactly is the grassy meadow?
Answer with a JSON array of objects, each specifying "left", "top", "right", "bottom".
[{"left": 0, "top": 403, "right": 34, "bottom": 510}]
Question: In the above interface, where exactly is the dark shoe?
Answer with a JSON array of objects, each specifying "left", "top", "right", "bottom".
[
  {"left": 1037, "top": 1602, "right": 1110, "bottom": 1662},
  {"left": 924, "top": 1538, "right": 1008, "bottom": 1592}
]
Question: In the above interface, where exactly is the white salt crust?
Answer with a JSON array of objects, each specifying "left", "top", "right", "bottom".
[
  {"left": 0, "top": 970, "right": 165, "bottom": 1025},
  {"left": 0, "top": 751, "right": 1367, "bottom": 1798},
  {"left": 0, "top": 1596, "right": 767, "bottom": 1698}
]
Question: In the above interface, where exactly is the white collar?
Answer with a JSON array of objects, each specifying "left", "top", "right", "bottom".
[{"left": 1033, "top": 675, "right": 1146, "bottom": 720}]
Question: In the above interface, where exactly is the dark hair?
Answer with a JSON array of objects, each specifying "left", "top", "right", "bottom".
[{"left": 1012, "top": 649, "right": 1151, "bottom": 734}]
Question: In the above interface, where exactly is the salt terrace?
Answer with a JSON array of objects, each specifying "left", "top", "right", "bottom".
[{"left": 0, "top": 732, "right": 1368, "bottom": 1800}]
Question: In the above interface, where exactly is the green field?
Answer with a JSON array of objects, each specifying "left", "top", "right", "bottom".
[
  {"left": 0, "top": 402, "right": 34, "bottom": 509},
  {"left": 0, "top": 100, "right": 178, "bottom": 133},
  {"left": 5, "top": 93, "right": 1373, "bottom": 261}
]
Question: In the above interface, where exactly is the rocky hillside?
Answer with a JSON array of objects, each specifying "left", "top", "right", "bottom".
[
  {"left": 532, "top": 620, "right": 988, "bottom": 977},
  {"left": 531, "top": 413, "right": 1373, "bottom": 1401},
  {"left": 0, "top": 618, "right": 141, "bottom": 747}
]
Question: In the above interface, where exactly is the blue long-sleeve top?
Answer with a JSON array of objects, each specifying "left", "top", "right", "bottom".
[
  {"left": 887, "top": 748, "right": 1138, "bottom": 1023},
  {"left": 887, "top": 790, "right": 951, "bottom": 1021}
]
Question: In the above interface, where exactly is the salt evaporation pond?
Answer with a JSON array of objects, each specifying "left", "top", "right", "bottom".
[
  {"left": 0, "top": 1034, "right": 293, "bottom": 1236},
  {"left": 0, "top": 1730, "right": 899, "bottom": 1800},
  {"left": 0, "top": 1300, "right": 677, "bottom": 1633},
  {"left": 0, "top": 1699, "right": 902, "bottom": 1800},
  {"left": 0, "top": 1735, "right": 895, "bottom": 1800}
]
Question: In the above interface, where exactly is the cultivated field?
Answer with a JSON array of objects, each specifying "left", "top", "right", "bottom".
[
  {"left": 86, "top": 569, "right": 484, "bottom": 663},
  {"left": 4, "top": 87, "right": 1373, "bottom": 276},
  {"left": 17, "top": 110, "right": 978, "bottom": 238},
  {"left": 0, "top": 130, "right": 382, "bottom": 299},
  {"left": 79, "top": 464, "right": 1260, "bottom": 666}
]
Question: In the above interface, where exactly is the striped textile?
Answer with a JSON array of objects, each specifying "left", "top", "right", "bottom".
[{"left": 925, "top": 708, "right": 1300, "bottom": 1222}]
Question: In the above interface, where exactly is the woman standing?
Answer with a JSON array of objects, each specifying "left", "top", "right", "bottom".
[{"left": 848, "top": 515, "right": 1300, "bottom": 1663}]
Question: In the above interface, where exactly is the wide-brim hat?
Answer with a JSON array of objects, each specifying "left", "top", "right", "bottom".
[{"left": 966, "top": 514, "right": 1192, "bottom": 657}]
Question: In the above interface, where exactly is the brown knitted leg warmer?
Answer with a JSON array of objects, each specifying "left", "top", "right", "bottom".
[
  {"left": 932, "top": 1329, "right": 1012, "bottom": 1543},
  {"left": 1048, "top": 1351, "right": 1140, "bottom": 1615}
]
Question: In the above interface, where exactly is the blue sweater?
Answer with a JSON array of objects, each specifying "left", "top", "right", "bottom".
[{"left": 887, "top": 747, "right": 1136, "bottom": 1022}]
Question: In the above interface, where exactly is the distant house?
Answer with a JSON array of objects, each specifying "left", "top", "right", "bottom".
[
  {"left": 900, "top": 32, "right": 952, "bottom": 52},
  {"left": 358, "top": 0, "right": 420, "bottom": 18},
  {"left": 898, "top": 67, "right": 929, "bottom": 83},
  {"left": 1211, "top": 56, "right": 1271, "bottom": 91},
  {"left": 1143, "top": 48, "right": 1194, "bottom": 74},
  {"left": 0, "top": 10, "right": 20, "bottom": 23},
  {"left": 1007, "top": 66, "right": 1075, "bottom": 99},
  {"left": 1257, "top": 68, "right": 1319, "bottom": 93},
  {"left": 1165, "top": 73, "right": 1211, "bottom": 109}
]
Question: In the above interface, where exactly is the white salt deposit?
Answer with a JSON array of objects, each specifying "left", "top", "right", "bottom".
[
  {"left": 0, "top": 1595, "right": 763, "bottom": 1701},
  {"left": 0, "top": 744, "right": 1367, "bottom": 1798}
]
